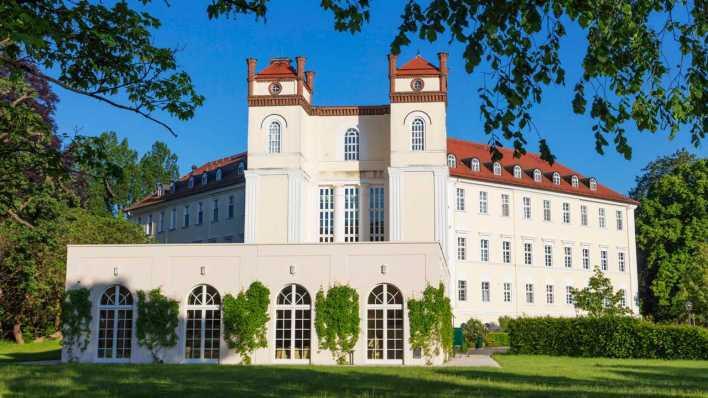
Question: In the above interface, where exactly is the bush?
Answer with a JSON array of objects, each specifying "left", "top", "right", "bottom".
[
  {"left": 508, "top": 316, "right": 708, "bottom": 359},
  {"left": 498, "top": 316, "right": 513, "bottom": 331},
  {"left": 407, "top": 283, "right": 453, "bottom": 364},
  {"left": 461, "top": 318, "right": 487, "bottom": 350},
  {"left": 222, "top": 282, "right": 270, "bottom": 365},
  {"left": 485, "top": 332, "right": 510, "bottom": 347},
  {"left": 315, "top": 285, "right": 360, "bottom": 364}
]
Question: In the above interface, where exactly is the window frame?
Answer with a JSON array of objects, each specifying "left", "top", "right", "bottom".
[
  {"left": 410, "top": 118, "right": 425, "bottom": 151},
  {"left": 344, "top": 128, "right": 360, "bottom": 161}
]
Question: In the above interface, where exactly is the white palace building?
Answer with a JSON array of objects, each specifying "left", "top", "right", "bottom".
[{"left": 64, "top": 53, "right": 639, "bottom": 365}]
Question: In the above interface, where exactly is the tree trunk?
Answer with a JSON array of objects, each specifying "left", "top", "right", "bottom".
[{"left": 13, "top": 322, "right": 24, "bottom": 344}]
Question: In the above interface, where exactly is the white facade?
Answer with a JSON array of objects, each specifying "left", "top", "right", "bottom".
[{"left": 72, "top": 53, "right": 638, "bottom": 365}]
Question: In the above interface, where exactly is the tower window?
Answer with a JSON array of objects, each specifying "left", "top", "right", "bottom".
[
  {"left": 344, "top": 128, "right": 360, "bottom": 160},
  {"left": 411, "top": 118, "right": 425, "bottom": 151},
  {"left": 268, "top": 121, "right": 281, "bottom": 153}
]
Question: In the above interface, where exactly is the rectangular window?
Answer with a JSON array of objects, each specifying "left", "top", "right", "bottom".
[
  {"left": 601, "top": 249, "right": 608, "bottom": 271},
  {"left": 457, "top": 237, "right": 467, "bottom": 261},
  {"left": 480, "top": 239, "right": 489, "bottom": 262},
  {"left": 619, "top": 289, "right": 626, "bottom": 307},
  {"left": 566, "top": 286, "right": 574, "bottom": 305},
  {"left": 481, "top": 281, "right": 490, "bottom": 303},
  {"left": 458, "top": 280, "right": 467, "bottom": 302},
  {"left": 502, "top": 241, "right": 511, "bottom": 264},
  {"left": 616, "top": 210, "right": 624, "bottom": 230},
  {"left": 523, "top": 197, "right": 532, "bottom": 220},
  {"left": 525, "top": 284, "right": 534, "bottom": 304},
  {"left": 319, "top": 187, "right": 335, "bottom": 242},
  {"left": 147, "top": 214, "right": 153, "bottom": 235},
  {"left": 524, "top": 242, "right": 533, "bottom": 265},
  {"left": 369, "top": 186, "right": 385, "bottom": 241},
  {"left": 562, "top": 202, "right": 571, "bottom": 224},
  {"left": 503, "top": 282, "right": 512, "bottom": 303},
  {"left": 582, "top": 248, "right": 590, "bottom": 270},
  {"left": 170, "top": 208, "right": 176, "bottom": 230},
  {"left": 618, "top": 252, "right": 626, "bottom": 272},
  {"left": 158, "top": 211, "right": 164, "bottom": 233},
  {"left": 501, "top": 194, "right": 510, "bottom": 217},
  {"left": 344, "top": 187, "right": 359, "bottom": 242},
  {"left": 546, "top": 284, "right": 554, "bottom": 304},
  {"left": 197, "top": 202, "right": 203, "bottom": 225},
  {"left": 564, "top": 246, "right": 573, "bottom": 268},
  {"left": 544, "top": 244, "right": 553, "bottom": 267},
  {"left": 581, "top": 205, "right": 588, "bottom": 226},
  {"left": 228, "top": 195, "right": 234, "bottom": 219},
  {"left": 599, "top": 208, "right": 606, "bottom": 228},
  {"left": 543, "top": 200, "right": 551, "bottom": 222},
  {"left": 183, "top": 205, "right": 190, "bottom": 228},
  {"left": 456, "top": 188, "right": 465, "bottom": 211},
  {"left": 212, "top": 199, "right": 219, "bottom": 222},
  {"left": 479, "top": 191, "right": 488, "bottom": 214}
]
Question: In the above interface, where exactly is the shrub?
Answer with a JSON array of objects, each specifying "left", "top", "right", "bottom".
[
  {"left": 485, "top": 332, "right": 510, "bottom": 347},
  {"left": 222, "top": 281, "right": 270, "bottom": 364},
  {"left": 508, "top": 316, "right": 708, "bottom": 359},
  {"left": 136, "top": 288, "right": 179, "bottom": 363},
  {"left": 461, "top": 318, "right": 487, "bottom": 350},
  {"left": 407, "top": 283, "right": 453, "bottom": 364},
  {"left": 61, "top": 288, "right": 92, "bottom": 361},
  {"left": 498, "top": 315, "right": 513, "bottom": 331}
]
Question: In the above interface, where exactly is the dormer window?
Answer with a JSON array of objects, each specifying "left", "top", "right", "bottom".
[
  {"left": 533, "top": 169, "right": 542, "bottom": 182},
  {"left": 589, "top": 178, "right": 597, "bottom": 191},
  {"left": 215, "top": 168, "right": 222, "bottom": 182},
  {"left": 571, "top": 175, "right": 579, "bottom": 188},
  {"left": 237, "top": 162, "right": 245, "bottom": 176},
  {"left": 170, "top": 182, "right": 176, "bottom": 193},
  {"left": 201, "top": 172, "right": 208, "bottom": 186},
  {"left": 513, "top": 165, "right": 522, "bottom": 179},
  {"left": 156, "top": 184, "right": 164, "bottom": 197},
  {"left": 188, "top": 177, "right": 194, "bottom": 189},
  {"left": 552, "top": 172, "right": 561, "bottom": 185},
  {"left": 493, "top": 162, "right": 502, "bottom": 176},
  {"left": 471, "top": 158, "right": 480, "bottom": 172},
  {"left": 447, "top": 154, "right": 456, "bottom": 168}
]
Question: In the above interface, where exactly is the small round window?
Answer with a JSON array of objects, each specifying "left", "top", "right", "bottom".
[
  {"left": 268, "top": 82, "right": 283, "bottom": 95},
  {"left": 411, "top": 78, "right": 424, "bottom": 92}
]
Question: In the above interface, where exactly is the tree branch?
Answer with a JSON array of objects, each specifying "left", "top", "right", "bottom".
[{"left": 6, "top": 209, "right": 35, "bottom": 229}]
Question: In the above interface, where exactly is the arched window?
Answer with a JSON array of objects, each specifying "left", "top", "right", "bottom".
[
  {"left": 513, "top": 165, "right": 522, "bottom": 179},
  {"left": 552, "top": 172, "right": 561, "bottom": 185},
  {"left": 268, "top": 121, "right": 281, "bottom": 153},
  {"left": 493, "top": 162, "right": 502, "bottom": 176},
  {"left": 367, "top": 283, "right": 403, "bottom": 361},
  {"left": 215, "top": 169, "right": 222, "bottom": 182},
  {"left": 344, "top": 128, "right": 360, "bottom": 161},
  {"left": 571, "top": 175, "right": 579, "bottom": 188},
  {"left": 471, "top": 158, "right": 480, "bottom": 172},
  {"left": 97, "top": 285, "right": 133, "bottom": 360},
  {"left": 188, "top": 177, "right": 194, "bottom": 189},
  {"left": 411, "top": 118, "right": 425, "bottom": 151},
  {"left": 533, "top": 169, "right": 542, "bottom": 182},
  {"left": 201, "top": 172, "right": 208, "bottom": 186},
  {"left": 589, "top": 178, "right": 597, "bottom": 191},
  {"left": 275, "top": 284, "right": 311, "bottom": 361},
  {"left": 237, "top": 162, "right": 245, "bottom": 176},
  {"left": 447, "top": 154, "right": 456, "bottom": 168},
  {"left": 185, "top": 285, "right": 221, "bottom": 362}
]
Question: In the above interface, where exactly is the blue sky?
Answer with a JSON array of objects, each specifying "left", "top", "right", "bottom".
[{"left": 53, "top": 1, "right": 704, "bottom": 195}]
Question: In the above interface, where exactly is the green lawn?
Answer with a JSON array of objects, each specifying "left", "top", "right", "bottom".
[
  {"left": 0, "top": 354, "right": 706, "bottom": 397},
  {"left": 0, "top": 339, "right": 61, "bottom": 363}
]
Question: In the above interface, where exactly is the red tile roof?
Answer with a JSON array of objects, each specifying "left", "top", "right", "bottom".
[
  {"left": 447, "top": 138, "right": 638, "bottom": 205},
  {"left": 396, "top": 55, "right": 440, "bottom": 76},
  {"left": 254, "top": 59, "right": 297, "bottom": 80}
]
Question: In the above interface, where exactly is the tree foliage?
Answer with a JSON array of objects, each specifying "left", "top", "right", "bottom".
[
  {"left": 61, "top": 287, "right": 92, "bottom": 362},
  {"left": 460, "top": 318, "right": 488, "bottom": 351},
  {"left": 222, "top": 281, "right": 270, "bottom": 364},
  {"left": 314, "top": 285, "right": 360, "bottom": 364},
  {"left": 571, "top": 266, "right": 632, "bottom": 317},
  {"left": 136, "top": 288, "right": 180, "bottom": 363},
  {"left": 635, "top": 157, "right": 707, "bottom": 323},
  {"left": 407, "top": 283, "right": 453, "bottom": 364}
]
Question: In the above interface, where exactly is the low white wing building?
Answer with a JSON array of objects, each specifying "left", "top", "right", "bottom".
[{"left": 65, "top": 53, "right": 639, "bottom": 365}]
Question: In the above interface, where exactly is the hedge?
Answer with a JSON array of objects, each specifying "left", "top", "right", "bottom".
[
  {"left": 508, "top": 316, "right": 708, "bottom": 360},
  {"left": 485, "top": 332, "right": 510, "bottom": 347}
]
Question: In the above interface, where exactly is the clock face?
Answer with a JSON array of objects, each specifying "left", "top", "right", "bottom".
[
  {"left": 269, "top": 82, "right": 283, "bottom": 95},
  {"left": 411, "top": 78, "right": 424, "bottom": 92}
]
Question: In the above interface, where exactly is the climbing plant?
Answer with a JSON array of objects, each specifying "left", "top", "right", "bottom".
[
  {"left": 136, "top": 288, "right": 179, "bottom": 363},
  {"left": 222, "top": 281, "right": 270, "bottom": 364},
  {"left": 61, "top": 287, "right": 92, "bottom": 362},
  {"left": 314, "top": 284, "right": 360, "bottom": 364},
  {"left": 407, "top": 283, "right": 453, "bottom": 364}
]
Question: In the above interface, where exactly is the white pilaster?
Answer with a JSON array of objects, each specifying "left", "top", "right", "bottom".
[
  {"left": 334, "top": 185, "right": 345, "bottom": 242},
  {"left": 360, "top": 183, "right": 370, "bottom": 242},
  {"left": 433, "top": 167, "right": 449, "bottom": 254},
  {"left": 287, "top": 170, "right": 305, "bottom": 243},
  {"left": 387, "top": 167, "right": 402, "bottom": 241},
  {"left": 244, "top": 170, "right": 259, "bottom": 243}
]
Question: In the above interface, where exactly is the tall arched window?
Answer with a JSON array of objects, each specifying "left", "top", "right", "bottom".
[
  {"left": 447, "top": 154, "right": 456, "bottom": 168},
  {"left": 533, "top": 169, "right": 542, "bottom": 182},
  {"left": 275, "top": 284, "right": 311, "bottom": 361},
  {"left": 471, "top": 158, "right": 480, "bottom": 172},
  {"left": 344, "top": 128, "right": 360, "bottom": 160},
  {"left": 367, "top": 283, "right": 403, "bottom": 361},
  {"left": 97, "top": 285, "right": 133, "bottom": 360},
  {"left": 552, "top": 172, "right": 561, "bottom": 185},
  {"left": 513, "top": 165, "right": 522, "bottom": 179},
  {"left": 185, "top": 284, "right": 221, "bottom": 362},
  {"left": 268, "top": 121, "right": 281, "bottom": 153},
  {"left": 493, "top": 162, "right": 502, "bottom": 176},
  {"left": 411, "top": 118, "right": 425, "bottom": 151}
]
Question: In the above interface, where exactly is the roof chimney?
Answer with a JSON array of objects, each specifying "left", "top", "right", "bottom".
[
  {"left": 388, "top": 54, "right": 398, "bottom": 96},
  {"left": 296, "top": 56, "right": 305, "bottom": 97},
  {"left": 305, "top": 70, "right": 315, "bottom": 99},
  {"left": 246, "top": 58, "right": 257, "bottom": 96},
  {"left": 438, "top": 52, "right": 448, "bottom": 92}
]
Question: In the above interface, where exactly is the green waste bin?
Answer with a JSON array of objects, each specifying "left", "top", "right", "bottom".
[{"left": 475, "top": 335, "right": 483, "bottom": 349}]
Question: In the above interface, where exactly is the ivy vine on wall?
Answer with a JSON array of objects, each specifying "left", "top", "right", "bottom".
[
  {"left": 61, "top": 287, "right": 92, "bottom": 361},
  {"left": 407, "top": 283, "right": 453, "bottom": 364},
  {"left": 136, "top": 288, "right": 179, "bottom": 363},
  {"left": 222, "top": 281, "right": 270, "bottom": 364},
  {"left": 314, "top": 284, "right": 360, "bottom": 364}
]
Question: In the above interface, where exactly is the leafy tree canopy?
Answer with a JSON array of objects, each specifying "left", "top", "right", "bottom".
[{"left": 571, "top": 266, "right": 632, "bottom": 317}]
